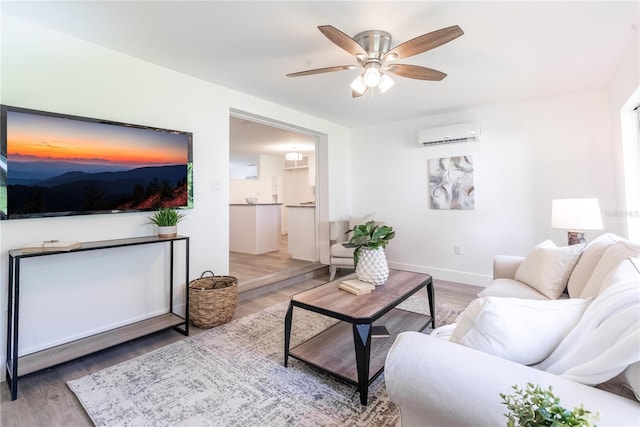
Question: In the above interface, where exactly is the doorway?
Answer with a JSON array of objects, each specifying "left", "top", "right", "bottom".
[{"left": 229, "top": 112, "right": 323, "bottom": 290}]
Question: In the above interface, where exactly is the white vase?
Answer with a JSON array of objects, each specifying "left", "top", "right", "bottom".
[
  {"left": 355, "top": 247, "right": 389, "bottom": 285},
  {"left": 158, "top": 225, "right": 177, "bottom": 238}
]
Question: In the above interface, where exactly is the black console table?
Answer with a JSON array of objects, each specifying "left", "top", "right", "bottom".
[{"left": 5, "top": 235, "right": 190, "bottom": 400}]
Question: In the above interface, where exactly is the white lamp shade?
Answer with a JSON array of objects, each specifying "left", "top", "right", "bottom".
[{"left": 551, "top": 198, "right": 603, "bottom": 230}]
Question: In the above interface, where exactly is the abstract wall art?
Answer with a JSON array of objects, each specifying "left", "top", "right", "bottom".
[{"left": 428, "top": 156, "right": 475, "bottom": 210}]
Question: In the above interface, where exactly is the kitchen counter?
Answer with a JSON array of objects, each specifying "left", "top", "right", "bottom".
[
  {"left": 287, "top": 205, "right": 316, "bottom": 261},
  {"left": 229, "top": 204, "right": 282, "bottom": 254}
]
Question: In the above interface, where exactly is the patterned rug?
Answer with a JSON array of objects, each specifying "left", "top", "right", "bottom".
[{"left": 68, "top": 291, "right": 464, "bottom": 427}]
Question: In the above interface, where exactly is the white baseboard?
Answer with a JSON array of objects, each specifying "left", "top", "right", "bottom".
[{"left": 388, "top": 262, "right": 492, "bottom": 287}]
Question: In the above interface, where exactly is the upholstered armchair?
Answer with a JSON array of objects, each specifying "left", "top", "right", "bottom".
[
  {"left": 329, "top": 220, "right": 354, "bottom": 280},
  {"left": 328, "top": 213, "right": 375, "bottom": 281}
]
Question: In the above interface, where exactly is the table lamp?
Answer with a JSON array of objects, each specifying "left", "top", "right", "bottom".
[{"left": 551, "top": 198, "right": 603, "bottom": 245}]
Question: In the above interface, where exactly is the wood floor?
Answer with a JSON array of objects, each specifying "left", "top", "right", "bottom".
[{"left": 0, "top": 267, "right": 482, "bottom": 427}]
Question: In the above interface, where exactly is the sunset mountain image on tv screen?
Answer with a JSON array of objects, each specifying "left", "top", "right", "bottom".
[{"left": 0, "top": 106, "right": 193, "bottom": 220}]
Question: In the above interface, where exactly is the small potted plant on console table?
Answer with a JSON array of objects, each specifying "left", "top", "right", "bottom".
[{"left": 149, "top": 208, "right": 185, "bottom": 238}]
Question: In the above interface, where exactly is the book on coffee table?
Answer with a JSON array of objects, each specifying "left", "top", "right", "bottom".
[
  {"left": 371, "top": 325, "right": 390, "bottom": 338},
  {"left": 339, "top": 279, "right": 375, "bottom": 295}
]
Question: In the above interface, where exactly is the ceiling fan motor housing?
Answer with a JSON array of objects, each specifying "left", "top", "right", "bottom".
[{"left": 353, "top": 30, "right": 392, "bottom": 59}]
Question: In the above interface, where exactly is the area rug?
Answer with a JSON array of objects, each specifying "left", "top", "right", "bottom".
[{"left": 68, "top": 292, "right": 464, "bottom": 427}]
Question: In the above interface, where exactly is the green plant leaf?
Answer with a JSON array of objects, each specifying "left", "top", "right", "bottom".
[
  {"left": 501, "top": 383, "right": 599, "bottom": 427},
  {"left": 149, "top": 208, "right": 185, "bottom": 226}
]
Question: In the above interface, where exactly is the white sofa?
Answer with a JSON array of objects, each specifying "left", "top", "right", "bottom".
[{"left": 386, "top": 233, "right": 640, "bottom": 426}]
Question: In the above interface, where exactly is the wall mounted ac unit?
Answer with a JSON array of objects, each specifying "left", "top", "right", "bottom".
[{"left": 417, "top": 123, "right": 481, "bottom": 146}]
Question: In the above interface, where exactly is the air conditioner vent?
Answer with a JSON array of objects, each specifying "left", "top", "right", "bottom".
[{"left": 418, "top": 123, "right": 481, "bottom": 147}]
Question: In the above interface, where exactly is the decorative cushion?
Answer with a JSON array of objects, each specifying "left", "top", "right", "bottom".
[
  {"left": 579, "top": 241, "right": 640, "bottom": 299},
  {"left": 567, "top": 233, "right": 621, "bottom": 297},
  {"left": 477, "top": 278, "right": 564, "bottom": 300},
  {"left": 596, "top": 257, "right": 640, "bottom": 295},
  {"left": 514, "top": 240, "right": 584, "bottom": 299},
  {"left": 450, "top": 296, "right": 590, "bottom": 365},
  {"left": 342, "top": 212, "right": 375, "bottom": 242},
  {"left": 349, "top": 212, "right": 375, "bottom": 230}
]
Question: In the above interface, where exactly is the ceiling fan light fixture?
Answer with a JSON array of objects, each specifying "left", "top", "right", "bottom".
[
  {"left": 350, "top": 75, "right": 367, "bottom": 95},
  {"left": 363, "top": 64, "right": 381, "bottom": 87},
  {"left": 378, "top": 73, "right": 395, "bottom": 93}
]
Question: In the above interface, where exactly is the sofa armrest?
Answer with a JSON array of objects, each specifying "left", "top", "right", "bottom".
[
  {"left": 493, "top": 255, "right": 525, "bottom": 279},
  {"left": 385, "top": 332, "right": 640, "bottom": 427}
]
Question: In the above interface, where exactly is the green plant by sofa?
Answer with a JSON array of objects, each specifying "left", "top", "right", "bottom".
[
  {"left": 501, "top": 383, "right": 598, "bottom": 427},
  {"left": 342, "top": 220, "right": 395, "bottom": 268}
]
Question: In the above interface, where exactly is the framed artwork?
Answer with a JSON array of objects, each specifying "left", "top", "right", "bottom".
[{"left": 428, "top": 156, "right": 474, "bottom": 209}]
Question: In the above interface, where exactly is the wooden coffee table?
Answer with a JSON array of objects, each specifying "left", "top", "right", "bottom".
[{"left": 283, "top": 269, "right": 434, "bottom": 405}]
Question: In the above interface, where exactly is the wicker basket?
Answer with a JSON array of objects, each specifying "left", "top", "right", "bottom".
[{"left": 189, "top": 271, "right": 238, "bottom": 328}]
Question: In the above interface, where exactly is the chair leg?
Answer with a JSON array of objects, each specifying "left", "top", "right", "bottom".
[{"left": 329, "top": 264, "right": 337, "bottom": 281}]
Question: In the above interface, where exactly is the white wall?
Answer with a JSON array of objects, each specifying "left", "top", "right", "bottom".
[
  {"left": 350, "top": 89, "right": 620, "bottom": 286},
  {"left": 0, "top": 16, "right": 351, "bottom": 379},
  {"left": 229, "top": 154, "right": 284, "bottom": 204}
]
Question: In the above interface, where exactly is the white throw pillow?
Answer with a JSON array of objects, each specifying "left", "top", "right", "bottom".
[
  {"left": 579, "top": 240, "right": 640, "bottom": 299},
  {"left": 567, "top": 233, "right": 621, "bottom": 297},
  {"left": 450, "top": 296, "right": 590, "bottom": 365},
  {"left": 514, "top": 240, "right": 584, "bottom": 299},
  {"left": 597, "top": 257, "right": 640, "bottom": 295}
]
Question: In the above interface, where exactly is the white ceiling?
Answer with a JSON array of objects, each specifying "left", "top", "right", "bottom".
[
  {"left": 2, "top": 1, "right": 639, "bottom": 130},
  {"left": 229, "top": 115, "right": 316, "bottom": 167}
]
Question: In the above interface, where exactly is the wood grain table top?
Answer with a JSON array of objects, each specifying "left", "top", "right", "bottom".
[{"left": 291, "top": 269, "right": 432, "bottom": 321}]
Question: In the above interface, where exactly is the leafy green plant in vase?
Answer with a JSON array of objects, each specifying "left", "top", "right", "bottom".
[
  {"left": 343, "top": 220, "right": 395, "bottom": 285},
  {"left": 149, "top": 208, "right": 185, "bottom": 238},
  {"left": 501, "top": 383, "right": 598, "bottom": 427}
]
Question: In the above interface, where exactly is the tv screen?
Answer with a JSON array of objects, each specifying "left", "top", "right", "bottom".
[{"left": 0, "top": 105, "right": 193, "bottom": 220}]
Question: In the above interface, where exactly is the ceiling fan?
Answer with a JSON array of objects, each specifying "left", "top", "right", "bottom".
[{"left": 287, "top": 25, "right": 464, "bottom": 97}]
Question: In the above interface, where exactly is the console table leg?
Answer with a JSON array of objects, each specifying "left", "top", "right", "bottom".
[
  {"left": 353, "top": 323, "right": 372, "bottom": 405},
  {"left": 283, "top": 303, "right": 293, "bottom": 367}
]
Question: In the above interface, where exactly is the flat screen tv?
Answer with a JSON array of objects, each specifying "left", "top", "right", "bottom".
[{"left": 0, "top": 105, "right": 193, "bottom": 220}]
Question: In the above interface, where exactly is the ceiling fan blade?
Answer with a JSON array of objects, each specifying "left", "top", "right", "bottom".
[
  {"left": 286, "top": 65, "right": 356, "bottom": 77},
  {"left": 318, "top": 25, "right": 367, "bottom": 57},
  {"left": 383, "top": 25, "right": 463, "bottom": 61},
  {"left": 386, "top": 64, "right": 447, "bottom": 81}
]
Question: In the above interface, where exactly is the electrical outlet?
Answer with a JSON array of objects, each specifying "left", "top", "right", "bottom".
[{"left": 454, "top": 245, "right": 461, "bottom": 255}]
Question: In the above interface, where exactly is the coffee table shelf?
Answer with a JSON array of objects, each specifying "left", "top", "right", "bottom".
[{"left": 289, "top": 307, "right": 429, "bottom": 384}]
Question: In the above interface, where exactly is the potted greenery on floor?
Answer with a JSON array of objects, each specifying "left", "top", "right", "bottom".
[
  {"left": 501, "top": 383, "right": 598, "bottom": 427},
  {"left": 149, "top": 208, "right": 185, "bottom": 238},
  {"left": 343, "top": 220, "right": 395, "bottom": 285}
]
